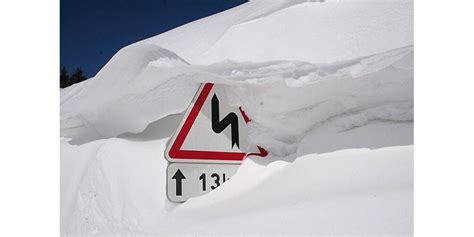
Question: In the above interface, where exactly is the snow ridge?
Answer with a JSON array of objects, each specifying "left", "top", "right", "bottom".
[{"left": 61, "top": 0, "right": 413, "bottom": 235}]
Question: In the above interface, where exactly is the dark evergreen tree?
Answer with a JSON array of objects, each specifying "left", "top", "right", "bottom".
[
  {"left": 70, "top": 67, "right": 87, "bottom": 85},
  {"left": 60, "top": 66, "right": 70, "bottom": 88},
  {"left": 60, "top": 66, "right": 89, "bottom": 88}
]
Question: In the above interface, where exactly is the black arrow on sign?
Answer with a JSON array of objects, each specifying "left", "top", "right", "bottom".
[
  {"left": 211, "top": 94, "right": 239, "bottom": 148},
  {"left": 172, "top": 169, "right": 186, "bottom": 196}
]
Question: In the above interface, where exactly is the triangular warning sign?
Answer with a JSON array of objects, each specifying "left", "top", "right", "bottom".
[{"left": 165, "top": 83, "right": 267, "bottom": 163}]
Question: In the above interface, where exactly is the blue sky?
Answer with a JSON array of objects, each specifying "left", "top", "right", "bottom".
[{"left": 60, "top": 0, "right": 246, "bottom": 77}]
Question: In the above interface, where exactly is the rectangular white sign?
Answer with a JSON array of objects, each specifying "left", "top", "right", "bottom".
[{"left": 167, "top": 162, "right": 240, "bottom": 202}]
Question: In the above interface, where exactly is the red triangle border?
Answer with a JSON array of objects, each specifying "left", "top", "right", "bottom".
[{"left": 168, "top": 83, "right": 267, "bottom": 161}]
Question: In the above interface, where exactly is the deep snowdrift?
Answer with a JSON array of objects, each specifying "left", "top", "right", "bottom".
[
  {"left": 61, "top": 0, "right": 413, "bottom": 153},
  {"left": 60, "top": 0, "right": 413, "bottom": 235},
  {"left": 61, "top": 138, "right": 412, "bottom": 235},
  {"left": 61, "top": 45, "right": 413, "bottom": 157},
  {"left": 145, "top": 0, "right": 412, "bottom": 65}
]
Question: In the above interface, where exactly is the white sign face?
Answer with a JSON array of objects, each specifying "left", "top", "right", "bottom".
[
  {"left": 165, "top": 83, "right": 267, "bottom": 164},
  {"left": 167, "top": 162, "right": 240, "bottom": 202}
]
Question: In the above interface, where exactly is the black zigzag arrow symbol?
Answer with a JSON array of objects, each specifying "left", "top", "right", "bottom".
[{"left": 211, "top": 94, "right": 239, "bottom": 148}]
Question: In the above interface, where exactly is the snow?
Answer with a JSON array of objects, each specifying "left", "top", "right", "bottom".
[
  {"left": 214, "top": 46, "right": 413, "bottom": 156},
  {"left": 179, "top": 146, "right": 413, "bottom": 235},
  {"left": 61, "top": 138, "right": 412, "bottom": 235},
  {"left": 143, "top": 0, "right": 324, "bottom": 64},
  {"left": 200, "top": 1, "right": 413, "bottom": 65},
  {"left": 145, "top": 0, "right": 412, "bottom": 65},
  {"left": 298, "top": 121, "right": 413, "bottom": 157},
  {"left": 61, "top": 0, "right": 413, "bottom": 235},
  {"left": 60, "top": 44, "right": 199, "bottom": 144},
  {"left": 61, "top": 45, "right": 413, "bottom": 152},
  {"left": 61, "top": 0, "right": 413, "bottom": 149}
]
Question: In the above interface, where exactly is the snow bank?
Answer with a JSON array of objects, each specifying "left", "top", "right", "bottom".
[
  {"left": 142, "top": 0, "right": 412, "bottom": 65},
  {"left": 143, "top": 0, "right": 325, "bottom": 64},
  {"left": 61, "top": 138, "right": 413, "bottom": 235},
  {"left": 199, "top": 0, "right": 413, "bottom": 64},
  {"left": 60, "top": 138, "right": 170, "bottom": 234},
  {"left": 60, "top": 44, "right": 200, "bottom": 144},
  {"left": 212, "top": 46, "right": 413, "bottom": 156},
  {"left": 60, "top": 0, "right": 413, "bottom": 235},
  {"left": 61, "top": 0, "right": 413, "bottom": 153},
  {"left": 61, "top": 45, "right": 413, "bottom": 155}
]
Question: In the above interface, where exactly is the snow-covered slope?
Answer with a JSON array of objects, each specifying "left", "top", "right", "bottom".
[
  {"left": 145, "top": 0, "right": 412, "bottom": 65},
  {"left": 60, "top": 0, "right": 413, "bottom": 235},
  {"left": 61, "top": 138, "right": 412, "bottom": 235},
  {"left": 61, "top": 0, "right": 413, "bottom": 149},
  {"left": 61, "top": 45, "right": 413, "bottom": 156},
  {"left": 60, "top": 44, "right": 197, "bottom": 144}
]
